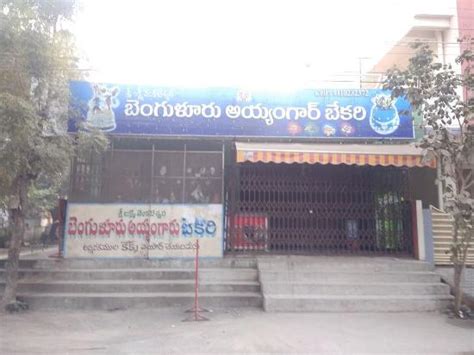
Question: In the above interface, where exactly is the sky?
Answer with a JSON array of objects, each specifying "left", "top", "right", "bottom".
[{"left": 72, "top": 0, "right": 457, "bottom": 89}]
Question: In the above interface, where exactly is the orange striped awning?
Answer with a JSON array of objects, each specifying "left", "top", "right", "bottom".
[{"left": 235, "top": 142, "right": 436, "bottom": 168}]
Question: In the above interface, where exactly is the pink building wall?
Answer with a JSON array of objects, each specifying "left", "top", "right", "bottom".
[{"left": 457, "top": 0, "right": 474, "bottom": 101}]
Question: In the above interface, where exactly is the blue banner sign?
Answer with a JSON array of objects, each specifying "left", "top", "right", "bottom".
[{"left": 68, "top": 81, "right": 414, "bottom": 139}]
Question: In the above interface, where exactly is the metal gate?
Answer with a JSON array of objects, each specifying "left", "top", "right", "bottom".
[{"left": 226, "top": 163, "right": 414, "bottom": 255}]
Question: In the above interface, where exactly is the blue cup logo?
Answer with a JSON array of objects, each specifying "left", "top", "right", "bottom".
[{"left": 369, "top": 94, "right": 400, "bottom": 135}]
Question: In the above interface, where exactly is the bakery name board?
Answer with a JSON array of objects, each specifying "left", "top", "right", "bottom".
[
  {"left": 68, "top": 81, "right": 415, "bottom": 139},
  {"left": 64, "top": 203, "right": 223, "bottom": 258}
]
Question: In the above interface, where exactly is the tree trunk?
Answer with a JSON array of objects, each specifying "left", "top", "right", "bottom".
[
  {"left": 453, "top": 262, "right": 464, "bottom": 314},
  {"left": 1, "top": 177, "right": 28, "bottom": 309},
  {"left": 451, "top": 214, "right": 465, "bottom": 315},
  {"left": 1, "top": 208, "right": 25, "bottom": 306}
]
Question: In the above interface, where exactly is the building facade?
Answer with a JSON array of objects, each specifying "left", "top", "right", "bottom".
[
  {"left": 65, "top": 83, "right": 439, "bottom": 259},
  {"left": 64, "top": 1, "right": 474, "bottom": 260}
]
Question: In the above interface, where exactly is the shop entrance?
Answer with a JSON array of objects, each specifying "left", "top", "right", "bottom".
[{"left": 226, "top": 163, "right": 414, "bottom": 255}]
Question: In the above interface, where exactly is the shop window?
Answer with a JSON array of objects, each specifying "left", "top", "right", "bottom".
[
  {"left": 184, "top": 152, "right": 223, "bottom": 204},
  {"left": 185, "top": 152, "right": 223, "bottom": 178},
  {"left": 70, "top": 143, "right": 223, "bottom": 204},
  {"left": 154, "top": 151, "right": 184, "bottom": 178},
  {"left": 70, "top": 154, "right": 103, "bottom": 202},
  {"left": 185, "top": 178, "right": 222, "bottom": 204},
  {"left": 152, "top": 151, "right": 185, "bottom": 203},
  {"left": 102, "top": 150, "right": 152, "bottom": 203},
  {"left": 152, "top": 150, "right": 223, "bottom": 204},
  {"left": 153, "top": 177, "right": 184, "bottom": 203}
]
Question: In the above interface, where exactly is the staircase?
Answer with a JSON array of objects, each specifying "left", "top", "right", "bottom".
[
  {"left": 258, "top": 256, "right": 453, "bottom": 312},
  {"left": 0, "top": 258, "right": 262, "bottom": 310},
  {"left": 431, "top": 206, "right": 474, "bottom": 266},
  {"left": 1, "top": 256, "right": 454, "bottom": 312}
]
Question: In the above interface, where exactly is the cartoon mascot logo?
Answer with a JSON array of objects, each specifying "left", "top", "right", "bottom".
[
  {"left": 369, "top": 93, "right": 400, "bottom": 135},
  {"left": 85, "top": 83, "right": 120, "bottom": 132}
]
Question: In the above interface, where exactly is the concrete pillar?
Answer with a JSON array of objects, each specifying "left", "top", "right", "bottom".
[
  {"left": 435, "top": 31, "right": 445, "bottom": 65},
  {"left": 416, "top": 200, "right": 426, "bottom": 261},
  {"left": 422, "top": 208, "right": 434, "bottom": 264},
  {"left": 437, "top": 163, "right": 444, "bottom": 211}
]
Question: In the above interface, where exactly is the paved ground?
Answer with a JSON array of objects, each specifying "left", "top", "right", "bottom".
[
  {"left": 1, "top": 250, "right": 473, "bottom": 353},
  {"left": 1, "top": 308, "right": 473, "bottom": 354}
]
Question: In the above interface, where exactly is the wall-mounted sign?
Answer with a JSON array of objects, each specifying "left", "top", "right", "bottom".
[
  {"left": 64, "top": 203, "right": 223, "bottom": 258},
  {"left": 68, "top": 81, "right": 414, "bottom": 139}
]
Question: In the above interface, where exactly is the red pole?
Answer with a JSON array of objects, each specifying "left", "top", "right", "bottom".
[{"left": 183, "top": 238, "right": 209, "bottom": 321}]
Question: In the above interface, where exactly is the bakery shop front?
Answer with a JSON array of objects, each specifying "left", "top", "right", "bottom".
[{"left": 66, "top": 82, "right": 437, "bottom": 258}]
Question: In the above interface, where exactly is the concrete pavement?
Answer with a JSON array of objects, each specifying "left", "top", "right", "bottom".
[{"left": 1, "top": 308, "right": 473, "bottom": 354}]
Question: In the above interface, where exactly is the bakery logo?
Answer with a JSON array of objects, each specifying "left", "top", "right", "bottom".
[
  {"left": 369, "top": 94, "right": 400, "bottom": 135},
  {"left": 85, "top": 83, "right": 120, "bottom": 132}
]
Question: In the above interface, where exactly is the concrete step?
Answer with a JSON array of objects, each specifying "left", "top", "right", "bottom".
[
  {"left": 263, "top": 295, "right": 453, "bottom": 312},
  {"left": 0, "top": 268, "right": 194, "bottom": 281},
  {"left": 431, "top": 217, "right": 453, "bottom": 222},
  {"left": 200, "top": 268, "right": 259, "bottom": 281},
  {"left": 261, "top": 282, "right": 450, "bottom": 296},
  {"left": 258, "top": 257, "right": 451, "bottom": 312},
  {"left": 18, "top": 291, "right": 263, "bottom": 310},
  {"left": 431, "top": 214, "right": 453, "bottom": 219},
  {"left": 0, "top": 257, "right": 257, "bottom": 269},
  {"left": 433, "top": 237, "right": 454, "bottom": 242},
  {"left": 0, "top": 257, "right": 258, "bottom": 270},
  {"left": 431, "top": 223, "right": 453, "bottom": 229},
  {"left": 1, "top": 257, "right": 262, "bottom": 310},
  {"left": 432, "top": 230, "right": 453, "bottom": 236},
  {"left": 259, "top": 271, "right": 441, "bottom": 283},
  {"left": 0, "top": 280, "right": 260, "bottom": 293},
  {"left": 432, "top": 210, "right": 451, "bottom": 214},
  {"left": 0, "top": 268, "right": 258, "bottom": 282},
  {"left": 434, "top": 243, "right": 454, "bottom": 248},
  {"left": 432, "top": 232, "right": 453, "bottom": 237},
  {"left": 257, "top": 258, "right": 433, "bottom": 272},
  {"left": 0, "top": 259, "right": 38, "bottom": 269}
]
